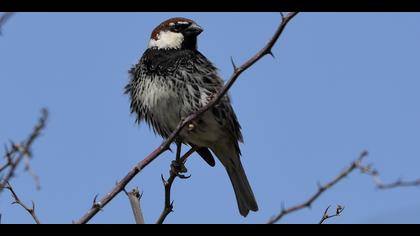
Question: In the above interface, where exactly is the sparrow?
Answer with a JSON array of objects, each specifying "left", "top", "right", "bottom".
[{"left": 125, "top": 17, "right": 258, "bottom": 217}]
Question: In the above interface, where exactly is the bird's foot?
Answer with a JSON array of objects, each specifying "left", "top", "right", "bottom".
[{"left": 170, "top": 160, "right": 190, "bottom": 179}]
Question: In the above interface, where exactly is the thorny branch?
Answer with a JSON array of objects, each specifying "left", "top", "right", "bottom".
[
  {"left": 156, "top": 145, "right": 197, "bottom": 224},
  {"left": 75, "top": 12, "right": 299, "bottom": 224},
  {"left": 1, "top": 182, "right": 41, "bottom": 224},
  {"left": 268, "top": 151, "right": 420, "bottom": 224},
  {"left": 0, "top": 12, "right": 14, "bottom": 35},
  {"left": 0, "top": 143, "right": 19, "bottom": 174},
  {"left": 318, "top": 205, "right": 344, "bottom": 224},
  {"left": 267, "top": 151, "right": 369, "bottom": 224},
  {"left": 357, "top": 163, "right": 420, "bottom": 190},
  {"left": 0, "top": 109, "right": 48, "bottom": 193}
]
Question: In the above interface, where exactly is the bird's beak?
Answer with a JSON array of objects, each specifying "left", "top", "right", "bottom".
[{"left": 186, "top": 23, "right": 203, "bottom": 36}]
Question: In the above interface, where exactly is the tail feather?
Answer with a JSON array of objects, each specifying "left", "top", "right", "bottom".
[
  {"left": 226, "top": 162, "right": 259, "bottom": 216},
  {"left": 212, "top": 143, "right": 258, "bottom": 217}
]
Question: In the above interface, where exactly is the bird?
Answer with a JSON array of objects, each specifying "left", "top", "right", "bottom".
[{"left": 125, "top": 17, "right": 258, "bottom": 217}]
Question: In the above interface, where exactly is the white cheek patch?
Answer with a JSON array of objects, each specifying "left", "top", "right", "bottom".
[{"left": 148, "top": 30, "right": 184, "bottom": 49}]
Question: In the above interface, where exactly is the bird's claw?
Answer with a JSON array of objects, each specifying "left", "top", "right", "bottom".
[
  {"left": 178, "top": 173, "right": 191, "bottom": 179},
  {"left": 171, "top": 160, "right": 189, "bottom": 179}
]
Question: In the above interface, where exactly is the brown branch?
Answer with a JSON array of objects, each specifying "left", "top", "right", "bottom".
[
  {"left": 23, "top": 155, "right": 41, "bottom": 190},
  {"left": 75, "top": 12, "right": 299, "bottom": 224},
  {"left": 377, "top": 179, "right": 420, "bottom": 189},
  {"left": 0, "top": 12, "right": 14, "bottom": 35},
  {"left": 124, "top": 187, "right": 145, "bottom": 224},
  {"left": 318, "top": 205, "right": 344, "bottom": 224},
  {"left": 0, "top": 109, "right": 48, "bottom": 192},
  {"left": 268, "top": 149, "right": 420, "bottom": 224},
  {"left": 156, "top": 146, "right": 197, "bottom": 224},
  {"left": 1, "top": 182, "right": 41, "bottom": 224},
  {"left": 357, "top": 163, "right": 420, "bottom": 190},
  {"left": 0, "top": 142, "right": 19, "bottom": 174},
  {"left": 267, "top": 151, "right": 369, "bottom": 224}
]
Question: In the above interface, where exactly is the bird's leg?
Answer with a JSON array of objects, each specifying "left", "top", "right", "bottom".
[
  {"left": 171, "top": 140, "right": 188, "bottom": 178},
  {"left": 175, "top": 140, "right": 182, "bottom": 161},
  {"left": 170, "top": 145, "right": 199, "bottom": 179}
]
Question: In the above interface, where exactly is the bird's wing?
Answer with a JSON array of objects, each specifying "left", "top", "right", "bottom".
[{"left": 194, "top": 146, "right": 216, "bottom": 167}]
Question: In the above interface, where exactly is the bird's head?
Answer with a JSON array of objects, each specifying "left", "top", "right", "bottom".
[{"left": 148, "top": 17, "right": 203, "bottom": 50}]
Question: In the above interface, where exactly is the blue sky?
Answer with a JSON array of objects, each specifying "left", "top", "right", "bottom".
[{"left": 1, "top": 12, "right": 420, "bottom": 224}]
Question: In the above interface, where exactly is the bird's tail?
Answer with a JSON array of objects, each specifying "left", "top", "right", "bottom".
[{"left": 212, "top": 142, "right": 258, "bottom": 217}]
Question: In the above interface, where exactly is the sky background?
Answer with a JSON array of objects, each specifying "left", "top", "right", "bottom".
[{"left": 1, "top": 12, "right": 420, "bottom": 224}]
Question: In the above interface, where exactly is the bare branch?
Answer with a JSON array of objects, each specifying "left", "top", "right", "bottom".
[
  {"left": 156, "top": 146, "right": 197, "bottom": 224},
  {"left": 0, "top": 12, "right": 14, "bottom": 35},
  {"left": 23, "top": 156, "right": 41, "bottom": 190},
  {"left": 318, "top": 205, "right": 344, "bottom": 224},
  {"left": 268, "top": 148, "right": 420, "bottom": 224},
  {"left": 267, "top": 151, "right": 368, "bottom": 224},
  {"left": 2, "top": 182, "right": 41, "bottom": 224},
  {"left": 75, "top": 12, "right": 299, "bottom": 224},
  {"left": 0, "top": 109, "right": 48, "bottom": 192},
  {"left": 124, "top": 187, "right": 145, "bottom": 224},
  {"left": 377, "top": 179, "right": 420, "bottom": 189},
  {"left": 356, "top": 163, "right": 420, "bottom": 190},
  {"left": 0, "top": 143, "right": 19, "bottom": 173}
]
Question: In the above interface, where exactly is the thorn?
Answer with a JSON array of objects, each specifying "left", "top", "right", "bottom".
[
  {"left": 316, "top": 181, "right": 323, "bottom": 191},
  {"left": 230, "top": 56, "right": 238, "bottom": 71},
  {"left": 323, "top": 205, "right": 331, "bottom": 216},
  {"left": 360, "top": 150, "right": 369, "bottom": 160},
  {"left": 267, "top": 51, "right": 275, "bottom": 58},
  {"left": 92, "top": 194, "right": 99, "bottom": 207},
  {"left": 161, "top": 174, "right": 168, "bottom": 185},
  {"left": 4, "top": 144, "right": 9, "bottom": 154},
  {"left": 280, "top": 12, "right": 285, "bottom": 20},
  {"left": 170, "top": 201, "right": 174, "bottom": 211}
]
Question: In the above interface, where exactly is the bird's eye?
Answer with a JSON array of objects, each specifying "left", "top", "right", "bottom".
[{"left": 171, "top": 22, "right": 191, "bottom": 32}]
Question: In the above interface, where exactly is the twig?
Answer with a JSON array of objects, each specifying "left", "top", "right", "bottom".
[
  {"left": 124, "top": 187, "right": 145, "bottom": 224},
  {"left": 1, "top": 182, "right": 41, "bottom": 224},
  {"left": 267, "top": 151, "right": 368, "bottom": 224},
  {"left": 318, "top": 205, "right": 344, "bottom": 224},
  {"left": 0, "top": 13, "right": 14, "bottom": 35},
  {"left": 0, "top": 142, "right": 19, "bottom": 173},
  {"left": 156, "top": 146, "right": 197, "bottom": 224},
  {"left": 0, "top": 109, "right": 48, "bottom": 192},
  {"left": 23, "top": 155, "right": 41, "bottom": 190},
  {"left": 268, "top": 149, "right": 420, "bottom": 224},
  {"left": 75, "top": 12, "right": 299, "bottom": 224},
  {"left": 377, "top": 179, "right": 420, "bottom": 189},
  {"left": 357, "top": 163, "right": 420, "bottom": 190}
]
